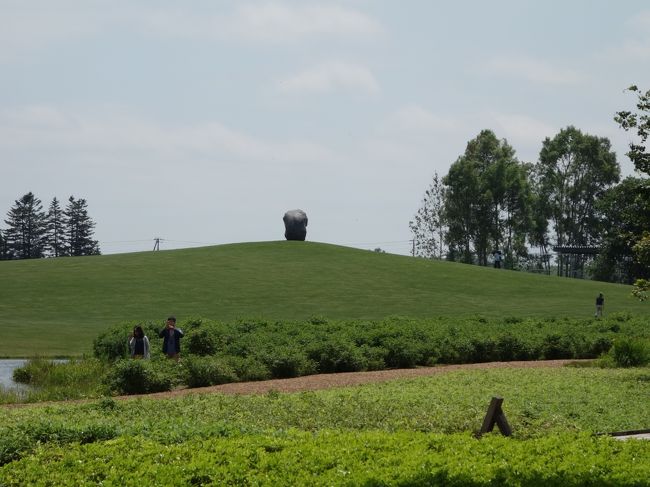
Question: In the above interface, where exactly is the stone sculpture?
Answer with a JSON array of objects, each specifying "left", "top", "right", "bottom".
[{"left": 283, "top": 209, "right": 308, "bottom": 241}]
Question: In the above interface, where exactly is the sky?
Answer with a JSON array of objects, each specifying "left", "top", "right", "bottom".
[{"left": 2, "top": 1, "right": 650, "bottom": 256}]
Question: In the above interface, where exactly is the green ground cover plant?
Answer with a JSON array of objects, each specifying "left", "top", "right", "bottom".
[
  {"left": 1, "top": 367, "right": 648, "bottom": 465},
  {"left": 1, "top": 241, "right": 647, "bottom": 357},
  {"left": 1, "top": 367, "right": 649, "bottom": 485},
  {"left": 2, "top": 432, "right": 649, "bottom": 486}
]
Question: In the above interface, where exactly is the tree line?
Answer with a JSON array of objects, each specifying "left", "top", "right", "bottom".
[
  {"left": 410, "top": 86, "right": 650, "bottom": 289},
  {"left": 0, "top": 192, "right": 100, "bottom": 260}
]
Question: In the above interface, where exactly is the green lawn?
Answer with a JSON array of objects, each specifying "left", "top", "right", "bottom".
[{"left": 0, "top": 241, "right": 647, "bottom": 357}]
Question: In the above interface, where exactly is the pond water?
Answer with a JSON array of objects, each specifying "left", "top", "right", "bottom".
[
  {"left": 0, "top": 359, "right": 68, "bottom": 391},
  {"left": 0, "top": 359, "right": 29, "bottom": 390}
]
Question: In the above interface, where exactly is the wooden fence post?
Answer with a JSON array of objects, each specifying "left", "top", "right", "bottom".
[{"left": 478, "top": 396, "right": 512, "bottom": 437}]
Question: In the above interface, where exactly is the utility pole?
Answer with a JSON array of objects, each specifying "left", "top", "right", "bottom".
[
  {"left": 411, "top": 239, "right": 415, "bottom": 257},
  {"left": 153, "top": 237, "right": 160, "bottom": 251}
]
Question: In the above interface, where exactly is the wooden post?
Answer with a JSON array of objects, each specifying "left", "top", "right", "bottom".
[{"left": 478, "top": 396, "right": 512, "bottom": 437}]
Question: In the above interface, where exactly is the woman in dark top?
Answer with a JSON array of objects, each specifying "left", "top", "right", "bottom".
[{"left": 128, "top": 325, "right": 151, "bottom": 359}]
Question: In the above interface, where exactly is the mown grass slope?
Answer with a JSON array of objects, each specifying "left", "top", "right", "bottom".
[{"left": 0, "top": 241, "right": 646, "bottom": 356}]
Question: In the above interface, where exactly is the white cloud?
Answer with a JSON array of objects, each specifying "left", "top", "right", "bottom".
[
  {"left": 0, "top": 105, "right": 337, "bottom": 166},
  {"left": 143, "top": 2, "right": 383, "bottom": 43},
  {"left": 0, "top": 4, "right": 104, "bottom": 60},
  {"left": 492, "top": 113, "right": 557, "bottom": 145},
  {"left": 0, "top": 1, "right": 382, "bottom": 61},
  {"left": 602, "top": 39, "right": 650, "bottom": 61},
  {"left": 627, "top": 10, "right": 650, "bottom": 30},
  {"left": 377, "top": 105, "right": 458, "bottom": 134},
  {"left": 277, "top": 61, "right": 380, "bottom": 95},
  {"left": 594, "top": 11, "right": 650, "bottom": 62},
  {"left": 481, "top": 55, "right": 584, "bottom": 85}
]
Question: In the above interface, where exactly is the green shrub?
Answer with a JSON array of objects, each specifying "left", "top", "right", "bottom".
[
  {"left": 496, "top": 335, "right": 531, "bottom": 361},
  {"left": 12, "top": 367, "right": 32, "bottom": 384},
  {"left": 307, "top": 340, "right": 367, "bottom": 373},
  {"left": 260, "top": 348, "right": 316, "bottom": 378},
  {"left": 184, "top": 356, "right": 238, "bottom": 388},
  {"left": 103, "top": 359, "right": 176, "bottom": 394},
  {"left": 381, "top": 336, "right": 422, "bottom": 368},
  {"left": 94, "top": 322, "right": 160, "bottom": 361},
  {"left": 611, "top": 338, "right": 650, "bottom": 367},
  {"left": 185, "top": 329, "right": 218, "bottom": 356},
  {"left": 224, "top": 356, "right": 272, "bottom": 382},
  {"left": 359, "top": 345, "right": 387, "bottom": 370},
  {"left": 541, "top": 334, "right": 574, "bottom": 359}
]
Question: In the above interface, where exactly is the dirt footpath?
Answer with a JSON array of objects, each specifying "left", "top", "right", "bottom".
[
  {"left": 3, "top": 360, "right": 586, "bottom": 409},
  {"left": 122, "top": 359, "right": 584, "bottom": 401}
]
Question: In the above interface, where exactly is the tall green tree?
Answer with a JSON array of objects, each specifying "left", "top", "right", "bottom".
[
  {"left": 614, "top": 85, "right": 650, "bottom": 298},
  {"left": 443, "top": 130, "right": 530, "bottom": 266},
  {"left": 534, "top": 127, "right": 619, "bottom": 275},
  {"left": 409, "top": 171, "right": 446, "bottom": 259},
  {"left": 45, "top": 197, "right": 66, "bottom": 257},
  {"left": 592, "top": 177, "right": 650, "bottom": 283},
  {"left": 64, "top": 196, "right": 100, "bottom": 256},
  {"left": 3, "top": 192, "right": 47, "bottom": 259}
]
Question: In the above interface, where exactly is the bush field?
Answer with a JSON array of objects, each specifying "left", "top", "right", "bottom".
[{"left": 90, "top": 314, "right": 650, "bottom": 395}]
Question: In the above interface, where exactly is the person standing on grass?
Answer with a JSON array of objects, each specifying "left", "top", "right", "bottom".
[
  {"left": 159, "top": 316, "right": 184, "bottom": 361},
  {"left": 493, "top": 249, "right": 502, "bottom": 269},
  {"left": 595, "top": 293, "right": 604, "bottom": 318},
  {"left": 128, "top": 325, "right": 150, "bottom": 359}
]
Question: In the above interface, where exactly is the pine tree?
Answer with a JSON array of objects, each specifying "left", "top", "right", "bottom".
[
  {"left": 45, "top": 197, "right": 67, "bottom": 257},
  {"left": 0, "top": 228, "right": 9, "bottom": 260},
  {"left": 64, "top": 196, "right": 100, "bottom": 256},
  {"left": 3, "top": 192, "right": 47, "bottom": 259}
]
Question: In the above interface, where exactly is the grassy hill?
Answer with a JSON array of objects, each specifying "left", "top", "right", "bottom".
[{"left": 0, "top": 241, "right": 647, "bottom": 357}]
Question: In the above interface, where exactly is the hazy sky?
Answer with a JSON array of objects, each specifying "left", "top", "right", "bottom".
[{"left": 2, "top": 1, "right": 649, "bottom": 255}]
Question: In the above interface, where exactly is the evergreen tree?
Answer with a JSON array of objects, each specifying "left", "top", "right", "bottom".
[
  {"left": 3, "top": 192, "right": 47, "bottom": 259},
  {"left": 45, "top": 197, "right": 67, "bottom": 257},
  {"left": 64, "top": 196, "right": 100, "bottom": 256},
  {"left": 0, "top": 228, "right": 8, "bottom": 260}
]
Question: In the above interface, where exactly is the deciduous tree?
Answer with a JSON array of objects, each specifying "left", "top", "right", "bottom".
[
  {"left": 615, "top": 85, "right": 650, "bottom": 176},
  {"left": 535, "top": 126, "right": 620, "bottom": 248},
  {"left": 443, "top": 130, "right": 530, "bottom": 266},
  {"left": 409, "top": 171, "right": 446, "bottom": 259}
]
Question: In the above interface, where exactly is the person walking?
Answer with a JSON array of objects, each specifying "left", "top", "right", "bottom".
[
  {"left": 595, "top": 293, "right": 604, "bottom": 318},
  {"left": 159, "top": 316, "right": 184, "bottom": 361},
  {"left": 128, "top": 325, "right": 150, "bottom": 359}
]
